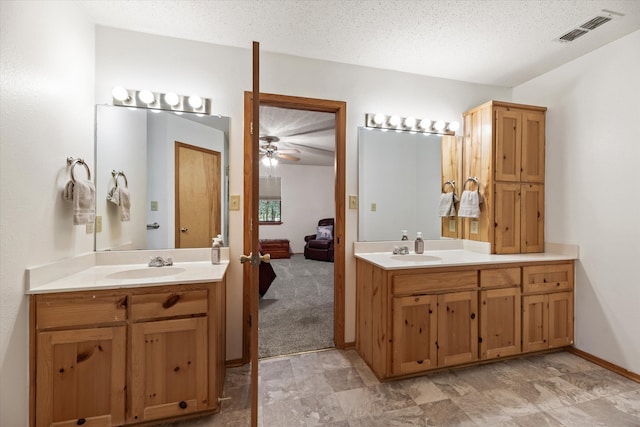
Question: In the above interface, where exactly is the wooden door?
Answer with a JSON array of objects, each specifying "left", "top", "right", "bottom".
[
  {"left": 175, "top": 142, "right": 221, "bottom": 248},
  {"left": 522, "top": 294, "right": 549, "bottom": 353},
  {"left": 548, "top": 291, "right": 574, "bottom": 348},
  {"left": 437, "top": 291, "right": 478, "bottom": 367},
  {"left": 521, "top": 183, "right": 544, "bottom": 253},
  {"left": 494, "top": 108, "right": 522, "bottom": 182},
  {"left": 36, "top": 327, "right": 126, "bottom": 427},
  {"left": 392, "top": 295, "right": 437, "bottom": 374},
  {"left": 441, "top": 135, "right": 462, "bottom": 238},
  {"left": 130, "top": 317, "right": 208, "bottom": 422},
  {"left": 480, "top": 287, "right": 521, "bottom": 360},
  {"left": 521, "top": 111, "right": 545, "bottom": 183},
  {"left": 495, "top": 182, "right": 521, "bottom": 254}
]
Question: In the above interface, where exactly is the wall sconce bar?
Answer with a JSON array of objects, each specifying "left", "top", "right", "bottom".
[
  {"left": 111, "top": 86, "right": 211, "bottom": 115},
  {"left": 365, "top": 113, "right": 459, "bottom": 135}
]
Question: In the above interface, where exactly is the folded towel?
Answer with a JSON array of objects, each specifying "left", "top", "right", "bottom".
[
  {"left": 63, "top": 179, "right": 95, "bottom": 225},
  {"left": 438, "top": 192, "right": 458, "bottom": 217},
  {"left": 118, "top": 187, "right": 131, "bottom": 222},
  {"left": 458, "top": 190, "right": 481, "bottom": 218}
]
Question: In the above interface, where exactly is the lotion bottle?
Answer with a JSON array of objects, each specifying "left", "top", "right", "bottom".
[
  {"left": 414, "top": 232, "right": 424, "bottom": 254},
  {"left": 211, "top": 237, "right": 221, "bottom": 264}
]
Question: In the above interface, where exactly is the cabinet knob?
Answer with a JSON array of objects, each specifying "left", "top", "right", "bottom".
[
  {"left": 179, "top": 401, "right": 188, "bottom": 409},
  {"left": 470, "top": 313, "right": 476, "bottom": 320},
  {"left": 77, "top": 419, "right": 86, "bottom": 425}
]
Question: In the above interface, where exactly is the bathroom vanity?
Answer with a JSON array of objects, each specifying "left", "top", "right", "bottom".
[
  {"left": 355, "top": 243, "right": 576, "bottom": 380},
  {"left": 26, "top": 251, "right": 228, "bottom": 427}
]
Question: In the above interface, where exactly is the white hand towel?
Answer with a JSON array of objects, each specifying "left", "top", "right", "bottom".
[
  {"left": 107, "top": 186, "right": 120, "bottom": 205},
  {"left": 118, "top": 187, "right": 131, "bottom": 222},
  {"left": 66, "top": 179, "right": 95, "bottom": 225},
  {"left": 438, "top": 192, "right": 457, "bottom": 217},
  {"left": 458, "top": 190, "right": 481, "bottom": 218}
]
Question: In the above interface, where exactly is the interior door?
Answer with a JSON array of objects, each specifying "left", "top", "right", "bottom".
[{"left": 175, "top": 142, "right": 221, "bottom": 248}]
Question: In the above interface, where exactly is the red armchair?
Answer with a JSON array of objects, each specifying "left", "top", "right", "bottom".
[{"left": 304, "top": 218, "right": 334, "bottom": 262}]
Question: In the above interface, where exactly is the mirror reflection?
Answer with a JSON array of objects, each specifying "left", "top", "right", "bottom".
[
  {"left": 95, "top": 105, "right": 229, "bottom": 251},
  {"left": 358, "top": 127, "right": 443, "bottom": 241}
]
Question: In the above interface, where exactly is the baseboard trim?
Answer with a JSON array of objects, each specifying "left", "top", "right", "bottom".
[
  {"left": 225, "top": 358, "right": 244, "bottom": 368},
  {"left": 568, "top": 347, "right": 640, "bottom": 383},
  {"left": 344, "top": 341, "right": 356, "bottom": 350}
]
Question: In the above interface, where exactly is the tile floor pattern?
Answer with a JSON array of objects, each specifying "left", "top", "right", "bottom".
[{"left": 163, "top": 350, "right": 640, "bottom": 427}]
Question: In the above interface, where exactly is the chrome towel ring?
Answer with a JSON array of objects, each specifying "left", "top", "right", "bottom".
[
  {"left": 66, "top": 157, "right": 91, "bottom": 182},
  {"left": 111, "top": 170, "right": 129, "bottom": 188},
  {"left": 463, "top": 176, "right": 480, "bottom": 191},
  {"left": 442, "top": 180, "right": 456, "bottom": 194}
]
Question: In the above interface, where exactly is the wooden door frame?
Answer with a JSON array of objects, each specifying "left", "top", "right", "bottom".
[{"left": 242, "top": 92, "right": 346, "bottom": 363}]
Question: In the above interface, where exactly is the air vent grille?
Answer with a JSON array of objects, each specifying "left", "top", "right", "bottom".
[
  {"left": 558, "top": 29, "right": 588, "bottom": 42},
  {"left": 580, "top": 16, "right": 612, "bottom": 30}
]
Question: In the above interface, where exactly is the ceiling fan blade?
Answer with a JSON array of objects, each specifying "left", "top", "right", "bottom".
[
  {"left": 276, "top": 148, "right": 301, "bottom": 154},
  {"left": 276, "top": 153, "right": 300, "bottom": 161}
]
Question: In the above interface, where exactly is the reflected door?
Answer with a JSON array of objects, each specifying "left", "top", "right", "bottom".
[{"left": 175, "top": 142, "right": 221, "bottom": 248}]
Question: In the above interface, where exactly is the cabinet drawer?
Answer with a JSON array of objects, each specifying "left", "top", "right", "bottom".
[
  {"left": 393, "top": 271, "right": 477, "bottom": 295},
  {"left": 36, "top": 292, "right": 127, "bottom": 329},
  {"left": 480, "top": 268, "right": 521, "bottom": 288},
  {"left": 131, "top": 289, "right": 208, "bottom": 321},
  {"left": 522, "top": 264, "right": 573, "bottom": 294}
]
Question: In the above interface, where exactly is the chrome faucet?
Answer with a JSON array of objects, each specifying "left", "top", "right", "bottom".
[
  {"left": 393, "top": 245, "right": 410, "bottom": 255},
  {"left": 148, "top": 256, "right": 173, "bottom": 267}
]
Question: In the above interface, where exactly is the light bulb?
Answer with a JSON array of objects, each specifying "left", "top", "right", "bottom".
[
  {"left": 404, "top": 116, "right": 416, "bottom": 128},
  {"left": 373, "top": 114, "right": 385, "bottom": 125},
  {"left": 164, "top": 92, "right": 180, "bottom": 106},
  {"left": 434, "top": 120, "right": 446, "bottom": 131},
  {"left": 420, "top": 118, "right": 431, "bottom": 130},
  {"left": 112, "top": 86, "right": 129, "bottom": 102},
  {"left": 138, "top": 90, "right": 155, "bottom": 104},
  {"left": 188, "top": 95, "right": 203, "bottom": 109},
  {"left": 262, "top": 157, "right": 271, "bottom": 166},
  {"left": 271, "top": 158, "right": 278, "bottom": 166},
  {"left": 389, "top": 115, "right": 401, "bottom": 127},
  {"left": 448, "top": 121, "right": 460, "bottom": 132}
]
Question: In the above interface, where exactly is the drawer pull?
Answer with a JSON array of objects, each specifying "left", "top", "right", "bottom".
[
  {"left": 77, "top": 419, "right": 86, "bottom": 425},
  {"left": 179, "top": 401, "right": 188, "bottom": 409},
  {"left": 416, "top": 360, "right": 424, "bottom": 364},
  {"left": 162, "top": 294, "right": 181, "bottom": 309}
]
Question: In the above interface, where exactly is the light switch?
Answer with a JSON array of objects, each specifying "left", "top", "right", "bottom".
[
  {"left": 349, "top": 195, "right": 358, "bottom": 210},
  {"left": 229, "top": 195, "right": 240, "bottom": 211},
  {"left": 95, "top": 216, "right": 102, "bottom": 233},
  {"left": 448, "top": 219, "right": 456, "bottom": 232},
  {"left": 471, "top": 220, "right": 479, "bottom": 234},
  {"left": 150, "top": 201, "right": 158, "bottom": 211},
  {"left": 371, "top": 203, "right": 377, "bottom": 212}
]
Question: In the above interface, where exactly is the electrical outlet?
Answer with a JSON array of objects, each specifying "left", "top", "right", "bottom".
[
  {"left": 229, "top": 195, "right": 240, "bottom": 211},
  {"left": 349, "top": 195, "right": 358, "bottom": 209},
  {"left": 150, "top": 201, "right": 158, "bottom": 211},
  {"left": 95, "top": 216, "right": 102, "bottom": 233},
  {"left": 371, "top": 203, "right": 377, "bottom": 212},
  {"left": 471, "top": 220, "right": 479, "bottom": 234},
  {"left": 448, "top": 219, "right": 456, "bottom": 232}
]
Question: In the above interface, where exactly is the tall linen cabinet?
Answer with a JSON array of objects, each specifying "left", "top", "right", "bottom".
[{"left": 461, "top": 101, "right": 546, "bottom": 254}]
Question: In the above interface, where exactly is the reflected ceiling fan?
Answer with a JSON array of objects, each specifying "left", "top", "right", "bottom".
[{"left": 259, "top": 135, "right": 301, "bottom": 164}]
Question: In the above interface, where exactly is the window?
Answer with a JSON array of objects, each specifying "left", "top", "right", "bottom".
[{"left": 259, "top": 176, "right": 282, "bottom": 224}]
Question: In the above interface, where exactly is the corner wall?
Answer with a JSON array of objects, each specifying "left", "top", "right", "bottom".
[
  {"left": 513, "top": 30, "right": 640, "bottom": 374},
  {"left": 0, "top": 1, "right": 96, "bottom": 425}
]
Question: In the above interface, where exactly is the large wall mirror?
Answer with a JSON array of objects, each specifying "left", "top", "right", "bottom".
[
  {"left": 95, "top": 105, "right": 229, "bottom": 251},
  {"left": 358, "top": 127, "right": 455, "bottom": 241}
]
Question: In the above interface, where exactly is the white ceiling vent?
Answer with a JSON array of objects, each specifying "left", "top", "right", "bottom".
[{"left": 554, "top": 9, "right": 624, "bottom": 43}]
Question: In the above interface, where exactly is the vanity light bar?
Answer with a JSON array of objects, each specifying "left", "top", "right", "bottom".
[
  {"left": 111, "top": 87, "right": 211, "bottom": 115},
  {"left": 365, "top": 113, "right": 459, "bottom": 136}
]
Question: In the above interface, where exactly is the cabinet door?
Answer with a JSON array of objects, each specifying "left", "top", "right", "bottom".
[
  {"left": 521, "top": 111, "right": 545, "bottom": 183},
  {"left": 494, "top": 182, "right": 521, "bottom": 254},
  {"left": 36, "top": 327, "right": 126, "bottom": 427},
  {"left": 437, "top": 291, "right": 478, "bottom": 367},
  {"left": 522, "top": 294, "right": 548, "bottom": 353},
  {"left": 441, "top": 134, "right": 462, "bottom": 239},
  {"left": 548, "top": 291, "right": 574, "bottom": 348},
  {"left": 521, "top": 183, "right": 544, "bottom": 253},
  {"left": 480, "top": 287, "right": 521, "bottom": 360},
  {"left": 130, "top": 317, "right": 208, "bottom": 423},
  {"left": 495, "top": 108, "right": 522, "bottom": 182},
  {"left": 392, "top": 295, "right": 437, "bottom": 375}
]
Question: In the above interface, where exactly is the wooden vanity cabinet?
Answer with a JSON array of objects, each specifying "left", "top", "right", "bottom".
[
  {"left": 521, "top": 263, "right": 574, "bottom": 352},
  {"left": 31, "top": 280, "right": 226, "bottom": 427},
  {"left": 462, "top": 101, "right": 546, "bottom": 254}
]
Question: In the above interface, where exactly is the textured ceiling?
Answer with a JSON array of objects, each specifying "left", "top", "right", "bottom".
[{"left": 78, "top": 0, "right": 640, "bottom": 87}]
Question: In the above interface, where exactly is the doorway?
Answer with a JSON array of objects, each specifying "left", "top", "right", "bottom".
[
  {"left": 175, "top": 142, "right": 221, "bottom": 248},
  {"left": 242, "top": 92, "right": 346, "bottom": 364}
]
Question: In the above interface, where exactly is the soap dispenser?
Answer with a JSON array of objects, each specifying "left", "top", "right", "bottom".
[
  {"left": 211, "top": 237, "right": 221, "bottom": 265},
  {"left": 415, "top": 232, "right": 424, "bottom": 254},
  {"left": 401, "top": 230, "right": 409, "bottom": 241}
]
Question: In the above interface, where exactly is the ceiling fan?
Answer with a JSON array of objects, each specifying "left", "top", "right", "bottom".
[{"left": 259, "top": 135, "right": 301, "bottom": 163}]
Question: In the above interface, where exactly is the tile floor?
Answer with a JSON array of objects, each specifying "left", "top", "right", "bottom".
[{"left": 164, "top": 349, "right": 640, "bottom": 427}]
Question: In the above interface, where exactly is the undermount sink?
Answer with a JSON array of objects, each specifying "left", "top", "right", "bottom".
[
  {"left": 390, "top": 254, "right": 442, "bottom": 262},
  {"left": 106, "top": 267, "right": 187, "bottom": 280}
]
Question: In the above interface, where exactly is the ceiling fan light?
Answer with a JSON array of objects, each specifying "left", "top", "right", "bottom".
[{"left": 262, "top": 157, "right": 271, "bottom": 166}]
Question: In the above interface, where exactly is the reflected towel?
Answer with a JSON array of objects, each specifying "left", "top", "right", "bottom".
[
  {"left": 458, "top": 190, "right": 481, "bottom": 218},
  {"left": 63, "top": 179, "right": 95, "bottom": 225},
  {"left": 118, "top": 187, "right": 131, "bottom": 222},
  {"left": 107, "top": 186, "right": 120, "bottom": 205},
  {"left": 438, "top": 192, "right": 458, "bottom": 217}
]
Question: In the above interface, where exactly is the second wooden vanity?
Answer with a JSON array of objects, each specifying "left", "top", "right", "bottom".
[{"left": 356, "top": 250, "right": 574, "bottom": 380}]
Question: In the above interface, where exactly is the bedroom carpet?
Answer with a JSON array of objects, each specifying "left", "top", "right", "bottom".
[{"left": 258, "top": 254, "right": 334, "bottom": 358}]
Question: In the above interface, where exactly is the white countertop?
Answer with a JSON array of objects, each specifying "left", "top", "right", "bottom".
[
  {"left": 26, "top": 248, "right": 230, "bottom": 294},
  {"left": 353, "top": 241, "right": 578, "bottom": 270}
]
